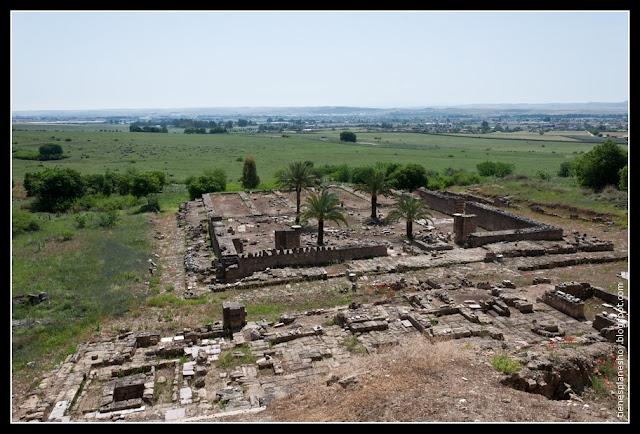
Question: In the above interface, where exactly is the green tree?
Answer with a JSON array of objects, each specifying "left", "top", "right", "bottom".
[
  {"left": 339, "top": 131, "right": 357, "bottom": 142},
  {"left": 574, "top": 140, "right": 627, "bottom": 190},
  {"left": 300, "top": 189, "right": 348, "bottom": 246},
  {"left": 618, "top": 165, "right": 628, "bottom": 191},
  {"left": 185, "top": 170, "right": 227, "bottom": 200},
  {"left": 480, "top": 120, "right": 490, "bottom": 133},
  {"left": 38, "top": 143, "right": 64, "bottom": 160},
  {"left": 557, "top": 161, "right": 574, "bottom": 178},
  {"left": 389, "top": 163, "right": 427, "bottom": 191},
  {"left": 276, "top": 161, "right": 320, "bottom": 224},
  {"left": 387, "top": 194, "right": 432, "bottom": 240},
  {"left": 131, "top": 172, "right": 165, "bottom": 199},
  {"left": 476, "top": 161, "right": 514, "bottom": 178},
  {"left": 23, "top": 168, "right": 86, "bottom": 212},
  {"left": 355, "top": 166, "right": 392, "bottom": 221},
  {"left": 240, "top": 156, "right": 260, "bottom": 189}
]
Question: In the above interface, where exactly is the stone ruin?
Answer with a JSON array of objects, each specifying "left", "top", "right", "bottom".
[{"left": 14, "top": 275, "right": 628, "bottom": 422}]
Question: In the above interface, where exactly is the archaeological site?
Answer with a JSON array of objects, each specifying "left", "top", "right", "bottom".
[{"left": 13, "top": 186, "right": 629, "bottom": 423}]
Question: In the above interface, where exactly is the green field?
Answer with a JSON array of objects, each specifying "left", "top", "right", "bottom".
[{"left": 11, "top": 124, "right": 612, "bottom": 185}]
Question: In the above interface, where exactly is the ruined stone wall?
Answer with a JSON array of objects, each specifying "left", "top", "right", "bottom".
[
  {"left": 226, "top": 244, "right": 388, "bottom": 281},
  {"left": 541, "top": 290, "right": 586, "bottom": 319},
  {"left": 466, "top": 226, "right": 564, "bottom": 247},
  {"left": 414, "top": 188, "right": 459, "bottom": 214},
  {"left": 464, "top": 201, "right": 540, "bottom": 231},
  {"left": 592, "top": 287, "right": 628, "bottom": 311}
]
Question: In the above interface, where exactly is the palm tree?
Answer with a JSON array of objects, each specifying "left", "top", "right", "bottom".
[
  {"left": 355, "top": 166, "right": 392, "bottom": 221},
  {"left": 388, "top": 194, "right": 432, "bottom": 240},
  {"left": 276, "top": 161, "right": 319, "bottom": 224},
  {"left": 300, "top": 188, "right": 348, "bottom": 246}
]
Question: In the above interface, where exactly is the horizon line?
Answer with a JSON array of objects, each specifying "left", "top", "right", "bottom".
[{"left": 12, "top": 100, "right": 630, "bottom": 114}]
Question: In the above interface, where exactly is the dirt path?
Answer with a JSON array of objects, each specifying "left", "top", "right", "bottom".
[{"left": 152, "top": 211, "right": 186, "bottom": 294}]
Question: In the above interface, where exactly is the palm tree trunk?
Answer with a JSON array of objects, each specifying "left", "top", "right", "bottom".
[
  {"left": 295, "top": 187, "right": 301, "bottom": 224},
  {"left": 406, "top": 219, "right": 413, "bottom": 239},
  {"left": 317, "top": 219, "right": 324, "bottom": 245},
  {"left": 371, "top": 194, "right": 377, "bottom": 220}
]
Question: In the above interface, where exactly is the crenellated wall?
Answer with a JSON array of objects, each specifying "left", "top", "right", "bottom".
[
  {"left": 223, "top": 244, "right": 388, "bottom": 281},
  {"left": 205, "top": 201, "right": 387, "bottom": 282}
]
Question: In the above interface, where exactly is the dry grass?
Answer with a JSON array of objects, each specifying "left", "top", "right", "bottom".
[{"left": 260, "top": 337, "right": 614, "bottom": 422}]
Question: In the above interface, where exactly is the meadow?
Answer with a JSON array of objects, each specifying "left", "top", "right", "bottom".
[{"left": 11, "top": 124, "right": 608, "bottom": 187}]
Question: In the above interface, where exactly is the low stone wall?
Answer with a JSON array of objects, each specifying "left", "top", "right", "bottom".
[
  {"left": 464, "top": 201, "right": 540, "bottom": 231},
  {"left": 466, "top": 226, "right": 564, "bottom": 247},
  {"left": 540, "top": 290, "right": 586, "bottom": 319},
  {"left": 592, "top": 286, "right": 628, "bottom": 311},
  {"left": 414, "top": 189, "right": 564, "bottom": 247},
  {"left": 224, "top": 244, "right": 388, "bottom": 281},
  {"left": 414, "top": 188, "right": 459, "bottom": 214}
]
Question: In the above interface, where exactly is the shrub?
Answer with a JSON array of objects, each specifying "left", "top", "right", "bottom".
[
  {"left": 351, "top": 166, "right": 375, "bottom": 185},
  {"left": 139, "top": 194, "right": 161, "bottom": 213},
  {"left": 38, "top": 143, "right": 65, "bottom": 160},
  {"left": 476, "top": 161, "right": 514, "bottom": 178},
  {"left": 97, "top": 210, "right": 119, "bottom": 228},
  {"left": 131, "top": 171, "right": 166, "bottom": 198},
  {"left": 59, "top": 230, "right": 74, "bottom": 241},
  {"left": 341, "top": 336, "right": 367, "bottom": 354},
  {"left": 185, "top": 169, "right": 227, "bottom": 200},
  {"left": 557, "top": 161, "right": 574, "bottom": 177},
  {"left": 536, "top": 170, "right": 551, "bottom": 181},
  {"left": 333, "top": 164, "right": 352, "bottom": 182},
  {"left": 74, "top": 213, "right": 90, "bottom": 228},
  {"left": 24, "top": 168, "right": 86, "bottom": 212},
  {"left": 240, "top": 156, "right": 260, "bottom": 189},
  {"left": 574, "top": 140, "right": 627, "bottom": 190},
  {"left": 388, "top": 163, "right": 427, "bottom": 191},
  {"left": 339, "top": 131, "right": 357, "bottom": 142},
  {"left": 490, "top": 354, "right": 521, "bottom": 374},
  {"left": 618, "top": 165, "right": 628, "bottom": 191},
  {"left": 12, "top": 210, "right": 40, "bottom": 236}
]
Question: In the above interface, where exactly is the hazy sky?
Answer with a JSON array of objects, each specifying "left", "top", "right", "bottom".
[{"left": 11, "top": 11, "right": 629, "bottom": 110}]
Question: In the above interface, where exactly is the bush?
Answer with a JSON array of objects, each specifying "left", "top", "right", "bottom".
[
  {"left": 339, "top": 131, "right": 357, "bottom": 142},
  {"left": 12, "top": 210, "right": 40, "bottom": 235},
  {"left": 23, "top": 168, "right": 86, "bottom": 212},
  {"left": 240, "top": 156, "right": 260, "bottom": 189},
  {"left": 38, "top": 143, "right": 64, "bottom": 160},
  {"left": 490, "top": 353, "right": 521, "bottom": 374},
  {"left": 74, "top": 213, "right": 90, "bottom": 228},
  {"left": 351, "top": 166, "right": 375, "bottom": 185},
  {"left": 186, "top": 169, "right": 227, "bottom": 200},
  {"left": 333, "top": 164, "right": 352, "bottom": 182},
  {"left": 388, "top": 163, "right": 427, "bottom": 191},
  {"left": 574, "top": 140, "right": 627, "bottom": 190},
  {"left": 536, "top": 170, "right": 551, "bottom": 181},
  {"left": 476, "top": 161, "right": 514, "bottom": 178},
  {"left": 131, "top": 171, "right": 166, "bottom": 198},
  {"left": 97, "top": 210, "right": 119, "bottom": 228},
  {"left": 557, "top": 161, "right": 574, "bottom": 177},
  {"left": 619, "top": 165, "right": 628, "bottom": 191},
  {"left": 139, "top": 194, "right": 161, "bottom": 213},
  {"left": 59, "top": 230, "right": 74, "bottom": 241}
]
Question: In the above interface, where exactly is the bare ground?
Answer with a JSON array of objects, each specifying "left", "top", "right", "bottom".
[{"left": 238, "top": 337, "right": 621, "bottom": 422}]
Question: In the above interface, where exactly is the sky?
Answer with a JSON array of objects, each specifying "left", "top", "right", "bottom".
[{"left": 11, "top": 11, "right": 629, "bottom": 111}]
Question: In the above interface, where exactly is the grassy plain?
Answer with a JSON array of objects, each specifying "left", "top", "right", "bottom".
[
  {"left": 10, "top": 124, "right": 628, "bottom": 386},
  {"left": 11, "top": 124, "right": 614, "bottom": 186}
]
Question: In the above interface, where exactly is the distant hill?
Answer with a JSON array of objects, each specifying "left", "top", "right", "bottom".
[{"left": 12, "top": 101, "right": 628, "bottom": 120}]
